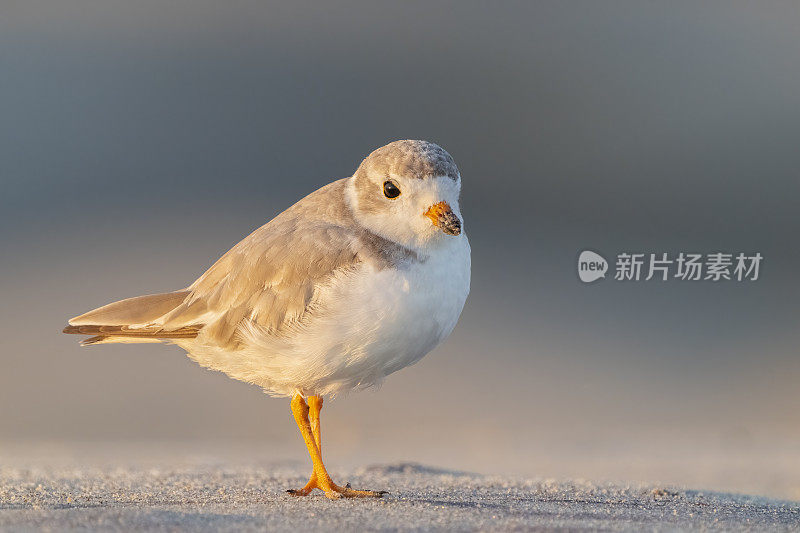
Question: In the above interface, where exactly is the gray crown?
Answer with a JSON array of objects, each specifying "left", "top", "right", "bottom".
[{"left": 356, "top": 140, "right": 459, "bottom": 182}]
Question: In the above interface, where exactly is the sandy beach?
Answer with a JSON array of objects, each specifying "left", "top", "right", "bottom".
[{"left": 2, "top": 460, "right": 798, "bottom": 532}]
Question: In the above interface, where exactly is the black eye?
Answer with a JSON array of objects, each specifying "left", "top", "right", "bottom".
[{"left": 383, "top": 180, "right": 401, "bottom": 199}]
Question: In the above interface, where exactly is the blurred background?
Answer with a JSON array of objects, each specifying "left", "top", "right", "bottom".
[{"left": 1, "top": 1, "right": 798, "bottom": 500}]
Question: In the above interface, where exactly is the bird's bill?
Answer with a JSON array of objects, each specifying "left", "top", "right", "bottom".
[{"left": 424, "top": 201, "right": 461, "bottom": 236}]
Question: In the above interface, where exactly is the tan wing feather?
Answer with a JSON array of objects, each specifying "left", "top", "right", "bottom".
[
  {"left": 68, "top": 291, "right": 191, "bottom": 327},
  {"left": 158, "top": 179, "right": 364, "bottom": 348}
]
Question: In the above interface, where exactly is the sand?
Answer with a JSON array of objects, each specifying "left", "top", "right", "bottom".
[{"left": 1, "top": 461, "right": 798, "bottom": 531}]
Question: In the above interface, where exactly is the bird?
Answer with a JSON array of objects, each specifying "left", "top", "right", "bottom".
[{"left": 63, "top": 139, "right": 471, "bottom": 499}]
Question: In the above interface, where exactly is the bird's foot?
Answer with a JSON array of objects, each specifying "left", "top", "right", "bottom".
[
  {"left": 328, "top": 482, "right": 387, "bottom": 499},
  {"left": 287, "top": 477, "right": 386, "bottom": 499}
]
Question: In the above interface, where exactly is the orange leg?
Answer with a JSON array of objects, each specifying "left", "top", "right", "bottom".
[
  {"left": 286, "top": 395, "right": 322, "bottom": 496},
  {"left": 287, "top": 394, "right": 386, "bottom": 499}
]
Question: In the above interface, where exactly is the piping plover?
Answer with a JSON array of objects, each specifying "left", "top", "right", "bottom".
[{"left": 64, "top": 140, "right": 471, "bottom": 498}]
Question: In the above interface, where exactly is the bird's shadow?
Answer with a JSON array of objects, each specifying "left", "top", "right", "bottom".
[{"left": 360, "top": 462, "right": 478, "bottom": 478}]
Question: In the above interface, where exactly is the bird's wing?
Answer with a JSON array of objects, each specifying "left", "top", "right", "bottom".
[
  {"left": 63, "top": 178, "right": 417, "bottom": 348},
  {"left": 158, "top": 179, "right": 374, "bottom": 347}
]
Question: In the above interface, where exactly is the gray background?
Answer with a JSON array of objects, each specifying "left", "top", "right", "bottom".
[{"left": 1, "top": 1, "right": 798, "bottom": 499}]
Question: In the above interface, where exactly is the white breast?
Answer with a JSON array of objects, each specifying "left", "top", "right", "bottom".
[{"left": 299, "top": 234, "right": 471, "bottom": 395}]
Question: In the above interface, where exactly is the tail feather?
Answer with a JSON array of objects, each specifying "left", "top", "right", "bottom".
[
  {"left": 63, "top": 290, "right": 202, "bottom": 345},
  {"left": 62, "top": 324, "right": 200, "bottom": 338},
  {"left": 77, "top": 335, "right": 164, "bottom": 346}
]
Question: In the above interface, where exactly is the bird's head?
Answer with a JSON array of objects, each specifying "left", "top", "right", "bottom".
[{"left": 348, "top": 140, "right": 464, "bottom": 251}]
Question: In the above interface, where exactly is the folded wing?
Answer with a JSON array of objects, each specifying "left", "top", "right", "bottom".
[{"left": 64, "top": 179, "right": 363, "bottom": 348}]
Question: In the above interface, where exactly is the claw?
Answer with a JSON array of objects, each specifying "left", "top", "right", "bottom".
[{"left": 287, "top": 479, "right": 386, "bottom": 499}]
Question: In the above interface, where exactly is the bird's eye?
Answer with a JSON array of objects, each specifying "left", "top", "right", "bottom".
[{"left": 383, "top": 180, "right": 401, "bottom": 199}]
